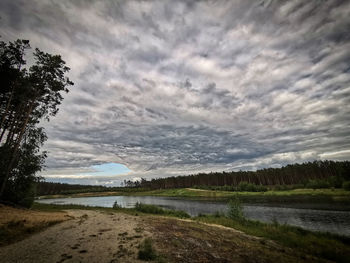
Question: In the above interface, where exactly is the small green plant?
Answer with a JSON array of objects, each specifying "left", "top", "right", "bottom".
[
  {"left": 227, "top": 197, "right": 244, "bottom": 220},
  {"left": 214, "top": 211, "right": 224, "bottom": 217},
  {"left": 138, "top": 238, "right": 157, "bottom": 261},
  {"left": 113, "top": 200, "right": 121, "bottom": 209}
]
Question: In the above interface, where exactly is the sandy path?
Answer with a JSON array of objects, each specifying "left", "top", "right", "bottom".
[{"left": 0, "top": 210, "right": 150, "bottom": 263}]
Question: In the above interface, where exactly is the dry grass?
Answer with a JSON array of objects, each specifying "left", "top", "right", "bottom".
[
  {"left": 0, "top": 204, "right": 69, "bottom": 246},
  {"left": 145, "top": 216, "right": 325, "bottom": 263}
]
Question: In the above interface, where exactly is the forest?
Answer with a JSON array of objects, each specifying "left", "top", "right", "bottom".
[
  {"left": 37, "top": 160, "right": 350, "bottom": 196},
  {"left": 131, "top": 160, "right": 350, "bottom": 189}
]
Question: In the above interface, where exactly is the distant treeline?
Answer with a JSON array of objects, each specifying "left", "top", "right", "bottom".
[
  {"left": 137, "top": 160, "right": 350, "bottom": 189},
  {"left": 36, "top": 181, "right": 150, "bottom": 196},
  {"left": 36, "top": 182, "right": 108, "bottom": 195},
  {"left": 37, "top": 160, "right": 350, "bottom": 195}
]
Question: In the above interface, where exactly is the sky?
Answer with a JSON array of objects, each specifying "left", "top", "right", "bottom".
[{"left": 1, "top": 0, "right": 350, "bottom": 186}]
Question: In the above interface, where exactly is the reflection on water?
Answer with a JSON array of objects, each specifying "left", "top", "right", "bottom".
[{"left": 37, "top": 195, "right": 350, "bottom": 236}]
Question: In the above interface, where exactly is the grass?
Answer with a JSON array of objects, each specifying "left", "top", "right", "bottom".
[
  {"left": 138, "top": 238, "right": 166, "bottom": 262},
  {"left": 135, "top": 202, "right": 190, "bottom": 218},
  {"left": 126, "top": 188, "right": 350, "bottom": 205},
  {"left": 0, "top": 204, "right": 68, "bottom": 246},
  {"left": 33, "top": 202, "right": 191, "bottom": 219},
  {"left": 4, "top": 202, "right": 350, "bottom": 262},
  {"left": 138, "top": 238, "right": 157, "bottom": 261},
  {"left": 139, "top": 187, "right": 350, "bottom": 197},
  {"left": 0, "top": 219, "right": 60, "bottom": 246},
  {"left": 34, "top": 202, "right": 350, "bottom": 262},
  {"left": 194, "top": 214, "right": 350, "bottom": 263}
]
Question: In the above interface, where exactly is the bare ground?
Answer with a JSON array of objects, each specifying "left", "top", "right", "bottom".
[
  {"left": 0, "top": 210, "right": 151, "bottom": 263},
  {"left": 0, "top": 209, "right": 329, "bottom": 263}
]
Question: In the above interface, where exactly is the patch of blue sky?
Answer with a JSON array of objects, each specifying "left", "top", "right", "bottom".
[{"left": 81, "top": 163, "right": 131, "bottom": 176}]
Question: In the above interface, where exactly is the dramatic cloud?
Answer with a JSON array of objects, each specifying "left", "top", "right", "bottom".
[{"left": 1, "top": 0, "right": 349, "bottom": 185}]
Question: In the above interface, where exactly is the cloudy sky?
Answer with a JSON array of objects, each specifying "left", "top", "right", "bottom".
[{"left": 1, "top": 0, "right": 350, "bottom": 185}]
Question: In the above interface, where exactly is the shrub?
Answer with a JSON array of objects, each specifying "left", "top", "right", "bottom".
[
  {"left": 237, "top": 182, "right": 267, "bottom": 192},
  {"left": 138, "top": 238, "right": 157, "bottom": 261},
  {"left": 113, "top": 201, "right": 121, "bottom": 209},
  {"left": 327, "top": 176, "right": 344, "bottom": 188},
  {"left": 343, "top": 181, "right": 350, "bottom": 191},
  {"left": 135, "top": 202, "right": 163, "bottom": 214},
  {"left": 227, "top": 197, "right": 244, "bottom": 220},
  {"left": 214, "top": 211, "right": 225, "bottom": 217},
  {"left": 306, "top": 179, "right": 330, "bottom": 189},
  {"left": 134, "top": 202, "right": 190, "bottom": 218}
]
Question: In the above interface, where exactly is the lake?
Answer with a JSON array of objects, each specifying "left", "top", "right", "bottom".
[{"left": 37, "top": 195, "right": 350, "bottom": 236}]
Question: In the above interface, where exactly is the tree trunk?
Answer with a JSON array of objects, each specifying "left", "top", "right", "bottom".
[
  {"left": 0, "top": 101, "right": 34, "bottom": 199},
  {"left": 0, "top": 86, "right": 15, "bottom": 132}
]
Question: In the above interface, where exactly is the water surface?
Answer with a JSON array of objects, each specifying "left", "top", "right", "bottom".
[{"left": 37, "top": 195, "right": 350, "bottom": 236}]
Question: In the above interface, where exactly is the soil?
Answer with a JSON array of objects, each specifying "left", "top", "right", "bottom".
[
  {"left": 147, "top": 217, "right": 325, "bottom": 263},
  {"left": 0, "top": 210, "right": 150, "bottom": 263},
  {"left": 0, "top": 208, "right": 328, "bottom": 263}
]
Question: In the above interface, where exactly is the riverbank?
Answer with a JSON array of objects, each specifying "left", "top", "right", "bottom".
[
  {"left": 39, "top": 188, "right": 350, "bottom": 208},
  {"left": 1, "top": 204, "right": 350, "bottom": 262}
]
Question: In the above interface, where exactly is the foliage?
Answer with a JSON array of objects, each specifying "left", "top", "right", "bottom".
[
  {"left": 135, "top": 202, "right": 190, "bottom": 218},
  {"left": 236, "top": 182, "right": 268, "bottom": 192},
  {"left": 0, "top": 39, "right": 73, "bottom": 207},
  {"left": 193, "top": 182, "right": 268, "bottom": 192},
  {"left": 36, "top": 181, "right": 151, "bottom": 196},
  {"left": 227, "top": 197, "right": 244, "bottom": 220},
  {"left": 138, "top": 238, "right": 157, "bottom": 261},
  {"left": 36, "top": 161, "right": 350, "bottom": 197},
  {"left": 305, "top": 179, "right": 330, "bottom": 189},
  {"left": 343, "top": 181, "right": 350, "bottom": 191},
  {"left": 113, "top": 201, "right": 121, "bottom": 209},
  {"left": 137, "top": 160, "right": 350, "bottom": 190}
]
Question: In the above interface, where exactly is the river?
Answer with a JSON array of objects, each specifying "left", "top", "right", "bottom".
[{"left": 37, "top": 195, "right": 350, "bottom": 237}]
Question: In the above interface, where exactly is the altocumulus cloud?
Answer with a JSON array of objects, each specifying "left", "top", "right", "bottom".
[{"left": 1, "top": 0, "right": 349, "bottom": 185}]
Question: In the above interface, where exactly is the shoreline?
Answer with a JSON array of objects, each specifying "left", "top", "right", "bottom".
[{"left": 1, "top": 203, "right": 350, "bottom": 262}]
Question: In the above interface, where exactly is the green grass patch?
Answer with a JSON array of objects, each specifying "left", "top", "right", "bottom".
[
  {"left": 138, "top": 238, "right": 157, "bottom": 261},
  {"left": 123, "top": 188, "right": 350, "bottom": 205},
  {"left": 194, "top": 214, "right": 350, "bottom": 263},
  {"left": 135, "top": 202, "right": 190, "bottom": 218}
]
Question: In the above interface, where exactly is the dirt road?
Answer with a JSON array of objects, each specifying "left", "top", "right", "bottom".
[{"left": 0, "top": 210, "right": 150, "bottom": 263}]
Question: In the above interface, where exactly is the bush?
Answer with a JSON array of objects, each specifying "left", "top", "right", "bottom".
[
  {"left": 305, "top": 179, "right": 330, "bottom": 189},
  {"left": 138, "top": 238, "right": 157, "bottom": 261},
  {"left": 2, "top": 179, "right": 36, "bottom": 208},
  {"left": 113, "top": 201, "right": 121, "bottom": 209},
  {"left": 227, "top": 197, "right": 244, "bottom": 220},
  {"left": 327, "top": 176, "right": 344, "bottom": 188},
  {"left": 237, "top": 182, "right": 267, "bottom": 192},
  {"left": 343, "top": 181, "right": 350, "bottom": 191}
]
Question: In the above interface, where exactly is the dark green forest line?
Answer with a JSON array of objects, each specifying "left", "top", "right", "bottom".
[
  {"left": 134, "top": 160, "right": 350, "bottom": 190},
  {"left": 37, "top": 160, "right": 350, "bottom": 196}
]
